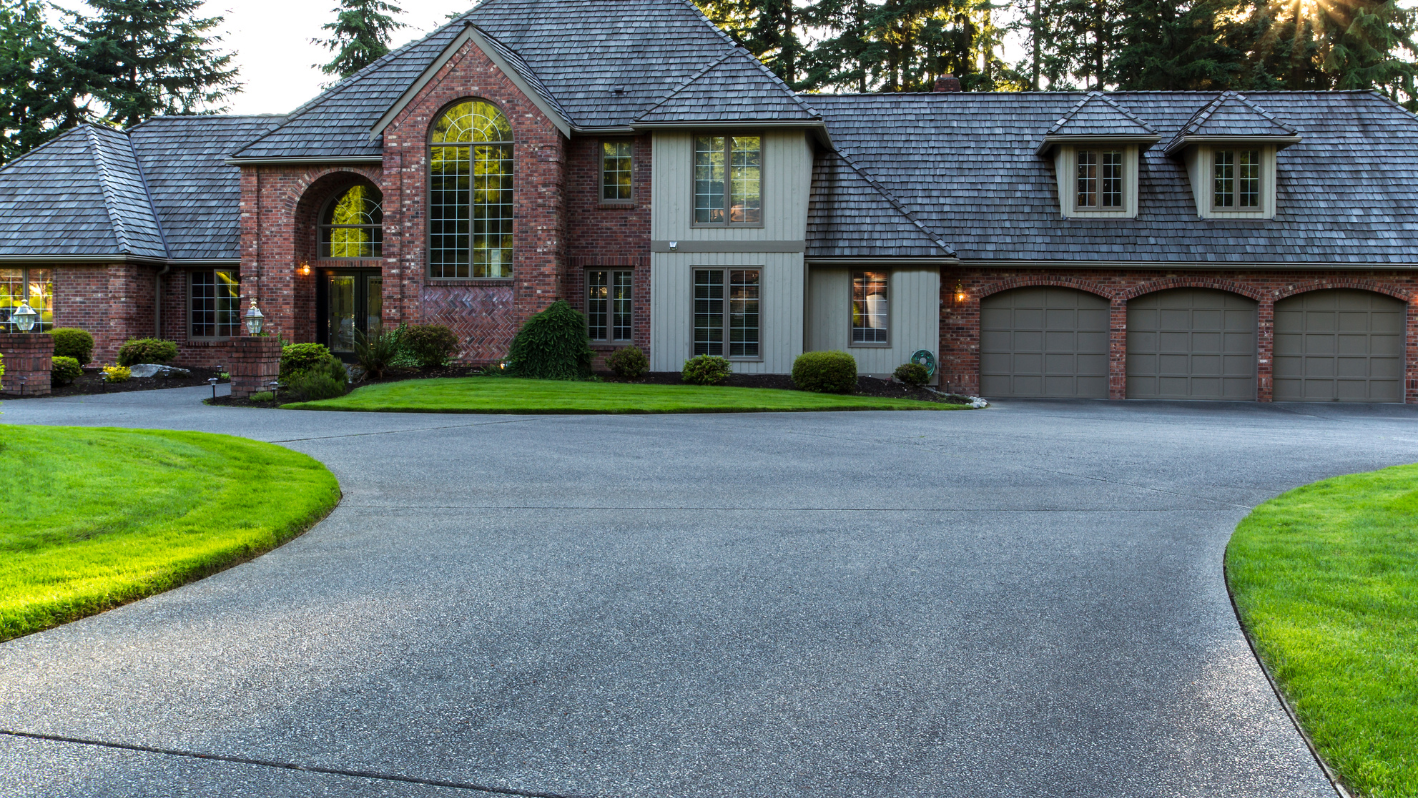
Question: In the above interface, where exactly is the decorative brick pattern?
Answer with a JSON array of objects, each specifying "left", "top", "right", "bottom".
[
  {"left": 941, "top": 267, "right": 1418, "bottom": 403},
  {"left": 0, "top": 333, "right": 53, "bottom": 396},
  {"left": 229, "top": 336, "right": 281, "bottom": 399}
]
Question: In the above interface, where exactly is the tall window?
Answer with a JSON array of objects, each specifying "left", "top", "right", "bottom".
[
  {"left": 852, "top": 271, "right": 889, "bottom": 345},
  {"left": 587, "top": 269, "right": 633, "bottom": 342},
  {"left": 694, "top": 135, "right": 761, "bottom": 225},
  {"left": 430, "top": 99, "right": 514, "bottom": 278},
  {"left": 1077, "top": 149, "right": 1123, "bottom": 209},
  {"left": 190, "top": 269, "right": 240, "bottom": 339},
  {"left": 320, "top": 183, "right": 383, "bottom": 258},
  {"left": 0, "top": 268, "right": 52, "bottom": 332},
  {"left": 601, "top": 141, "right": 633, "bottom": 203},
  {"left": 694, "top": 268, "right": 759, "bottom": 358},
  {"left": 1214, "top": 149, "right": 1261, "bottom": 209}
]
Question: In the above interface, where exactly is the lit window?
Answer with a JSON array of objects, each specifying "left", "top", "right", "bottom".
[
  {"left": 1077, "top": 149, "right": 1123, "bottom": 209},
  {"left": 694, "top": 135, "right": 761, "bottom": 225},
  {"left": 430, "top": 99, "right": 514, "bottom": 278},
  {"left": 320, "top": 184, "right": 383, "bottom": 258},
  {"left": 852, "top": 271, "right": 889, "bottom": 345},
  {"left": 694, "top": 268, "right": 759, "bottom": 358},
  {"left": 601, "top": 141, "right": 633, "bottom": 202},
  {"left": 190, "top": 269, "right": 240, "bottom": 338},
  {"left": 1214, "top": 149, "right": 1261, "bottom": 209},
  {"left": 0, "top": 268, "right": 52, "bottom": 332},
  {"left": 587, "top": 269, "right": 633, "bottom": 342}
]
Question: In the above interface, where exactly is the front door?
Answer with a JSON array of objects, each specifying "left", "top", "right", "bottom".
[{"left": 319, "top": 270, "right": 382, "bottom": 359}]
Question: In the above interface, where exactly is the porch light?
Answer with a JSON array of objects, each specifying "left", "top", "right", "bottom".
[
  {"left": 11, "top": 301, "right": 38, "bottom": 332},
  {"left": 243, "top": 300, "right": 265, "bottom": 335},
  {"left": 954, "top": 282, "right": 967, "bottom": 303},
  {"left": 299, "top": 263, "right": 311, "bottom": 276}
]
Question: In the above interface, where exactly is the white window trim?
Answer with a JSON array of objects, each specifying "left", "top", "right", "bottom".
[
  {"left": 1186, "top": 144, "right": 1277, "bottom": 220},
  {"left": 1054, "top": 144, "right": 1140, "bottom": 219}
]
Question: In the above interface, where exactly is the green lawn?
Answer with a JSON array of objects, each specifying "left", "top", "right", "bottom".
[
  {"left": 0, "top": 426, "right": 340, "bottom": 642},
  {"left": 284, "top": 377, "right": 966, "bottom": 414},
  {"left": 1226, "top": 464, "right": 1418, "bottom": 798}
]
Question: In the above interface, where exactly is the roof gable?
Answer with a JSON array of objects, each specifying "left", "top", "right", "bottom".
[
  {"left": 1045, "top": 92, "right": 1157, "bottom": 137},
  {"left": 635, "top": 49, "right": 818, "bottom": 125},
  {"left": 807, "top": 150, "right": 953, "bottom": 259},
  {"left": 1164, "top": 91, "right": 1300, "bottom": 153},
  {"left": 0, "top": 127, "right": 122, "bottom": 258}
]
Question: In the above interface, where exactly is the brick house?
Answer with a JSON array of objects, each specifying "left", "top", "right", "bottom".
[{"left": 1, "top": 0, "right": 1416, "bottom": 403}]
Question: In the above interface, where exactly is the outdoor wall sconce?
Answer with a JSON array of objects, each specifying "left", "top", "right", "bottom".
[
  {"left": 954, "top": 282, "right": 968, "bottom": 304},
  {"left": 243, "top": 300, "right": 265, "bottom": 335},
  {"left": 11, "top": 300, "right": 38, "bottom": 332},
  {"left": 299, "top": 263, "right": 311, "bottom": 276}
]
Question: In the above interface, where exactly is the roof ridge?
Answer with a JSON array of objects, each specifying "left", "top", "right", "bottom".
[
  {"left": 1228, "top": 91, "right": 1298, "bottom": 134},
  {"left": 471, "top": 24, "right": 571, "bottom": 121},
  {"left": 123, "top": 129, "right": 170, "bottom": 258},
  {"left": 729, "top": 45, "right": 820, "bottom": 118},
  {"left": 1045, "top": 90, "right": 1155, "bottom": 136},
  {"left": 634, "top": 50, "right": 735, "bottom": 121},
  {"left": 832, "top": 147, "right": 954, "bottom": 257},
  {"left": 83, "top": 126, "right": 133, "bottom": 255}
]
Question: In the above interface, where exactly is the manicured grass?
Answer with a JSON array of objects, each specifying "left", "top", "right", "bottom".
[
  {"left": 1226, "top": 464, "right": 1418, "bottom": 798},
  {"left": 284, "top": 376, "right": 966, "bottom": 414},
  {"left": 0, "top": 426, "right": 340, "bottom": 642}
]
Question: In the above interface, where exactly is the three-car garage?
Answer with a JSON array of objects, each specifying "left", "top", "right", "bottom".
[{"left": 978, "top": 285, "right": 1408, "bottom": 403}]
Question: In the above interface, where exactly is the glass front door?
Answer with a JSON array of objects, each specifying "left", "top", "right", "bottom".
[{"left": 320, "top": 270, "right": 382, "bottom": 358}]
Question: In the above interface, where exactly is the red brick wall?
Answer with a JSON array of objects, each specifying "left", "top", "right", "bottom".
[
  {"left": 51, "top": 264, "right": 154, "bottom": 366},
  {"left": 940, "top": 267, "right": 1418, "bottom": 403},
  {"left": 0, "top": 332, "right": 52, "bottom": 395}
]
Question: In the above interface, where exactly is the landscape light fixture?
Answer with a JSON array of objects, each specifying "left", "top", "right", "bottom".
[
  {"left": 244, "top": 300, "right": 265, "bottom": 335},
  {"left": 11, "top": 301, "right": 38, "bottom": 332},
  {"left": 269, "top": 380, "right": 283, "bottom": 403},
  {"left": 208, "top": 376, "right": 219, "bottom": 400}
]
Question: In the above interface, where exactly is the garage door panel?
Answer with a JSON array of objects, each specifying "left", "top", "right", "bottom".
[
  {"left": 1127, "top": 289, "right": 1258, "bottom": 400},
  {"left": 1013, "top": 353, "right": 1043, "bottom": 373},
  {"left": 1077, "top": 331, "right": 1109, "bottom": 351},
  {"left": 1014, "top": 308, "right": 1044, "bottom": 328},
  {"left": 980, "top": 288, "right": 1111, "bottom": 399},
  {"left": 1272, "top": 290, "right": 1405, "bottom": 402},
  {"left": 1044, "top": 330, "right": 1079, "bottom": 351}
]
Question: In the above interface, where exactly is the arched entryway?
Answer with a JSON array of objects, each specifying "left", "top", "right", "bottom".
[{"left": 310, "top": 179, "right": 385, "bottom": 359}]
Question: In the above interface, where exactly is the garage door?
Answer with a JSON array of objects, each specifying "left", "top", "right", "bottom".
[
  {"left": 1126, "top": 289, "right": 1257, "bottom": 400},
  {"left": 980, "top": 287, "right": 1109, "bottom": 398},
  {"left": 1273, "top": 290, "right": 1405, "bottom": 403}
]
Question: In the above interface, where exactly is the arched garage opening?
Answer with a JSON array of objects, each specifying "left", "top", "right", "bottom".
[
  {"left": 980, "top": 286, "right": 1110, "bottom": 398},
  {"left": 1125, "top": 288, "right": 1258, "bottom": 401},
  {"left": 1273, "top": 289, "right": 1405, "bottom": 403}
]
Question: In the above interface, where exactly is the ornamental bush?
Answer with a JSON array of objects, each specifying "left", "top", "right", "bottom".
[
  {"left": 681, "top": 354, "right": 731, "bottom": 386},
  {"left": 102, "top": 365, "right": 131, "bottom": 383},
  {"left": 355, "top": 327, "right": 402, "bottom": 380},
  {"left": 280, "top": 343, "right": 335, "bottom": 379},
  {"left": 792, "top": 351, "right": 857, "bottom": 394},
  {"left": 51, "top": 328, "right": 95, "bottom": 365},
  {"left": 284, "top": 366, "right": 348, "bottom": 402},
  {"left": 506, "top": 300, "right": 593, "bottom": 380},
  {"left": 894, "top": 362, "right": 931, "bottom": 389},
  {"left": 51, "top": 356, "right": 82, "bottom": 385},
  {"left": 116, "top": 338, "right": 178, "bottom": 366},
  {"left": 401, "top": 324, "right": 459, "bottom": 369},
  {"left": 606, "top": 345, "right": 648, "bottom": 379}
]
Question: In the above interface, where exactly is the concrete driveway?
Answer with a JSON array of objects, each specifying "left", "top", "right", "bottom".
[{"left": 1, "top": 388, "right": 1415, "bottom": 797}]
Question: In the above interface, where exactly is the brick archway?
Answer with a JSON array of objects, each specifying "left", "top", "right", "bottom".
[
  {"left": 976, "top": 275, "right": 1116, "bottom": 302},
  {"left": 1121, "top": 277, "right": 1267, "bottom": 303},
  {"left": 1272, "top": 279, "right": 1412, "bottom": 303}
]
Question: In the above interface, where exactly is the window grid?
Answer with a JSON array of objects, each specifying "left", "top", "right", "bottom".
[
  {"left": 0, "top": 268, "right": 52, "bottom": 333},
  {"left": 694, "top": 269, "right": 724, "bottom": 356},
  {"left": 1076, "top": 150, "right": 1097, "bottom": 208},
  {"left": 587, "top": 271, "right": 609, "bottom": 340},
  {"left": 1077, "top": 149, "right": 1122, "bottom": 209},
  {"left": 613, "top": 270, "right": 633, "bottom": 341},
  {"left": 728, "top": 269, "right": 760, "bottom": 358},
  {"left": 1214, "top": 150, "right": 1234, "bottom": 207},
  {"left": 321, "top": 183, "right": 384, "bottom": 258},
  {"left": 1214, "top": 149, "right": 1262, "bottom": 210},
  {"left": 694, "top": 136, "right": 726, "bottom": 224},
  {"left": 429, "top": 100, "right": 514, "bottom": 279},
  {"left": 190, "top": 269, "right": 240, "bottom": 339},
  {"left": 694, "top": 269, "right": 760, "bottom": 358},
  {"left": 601, "top": 141, "right": 633, "bottom": 202},
  {"left": 852, "top": 271, "right": 889, "bottom": 345},
  {"left": 694, "top": 135, "right": 761, "bottom": 226}
]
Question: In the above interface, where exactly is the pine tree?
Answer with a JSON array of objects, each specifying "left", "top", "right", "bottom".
[
  {"left": 63, "top": 0, "right": 240, "bottom": 129},
  {"left": 1109, "top": 0, "right": 1246, "bottom": 90},
  {"left": 0, "top": 0, "right": 84, "bottom": 164},
  {"left": 698, "top": 0, "right": 808, "bottom": 87},
  {"left": 315, "top": 0, "right": 406, "bottom": 81}
]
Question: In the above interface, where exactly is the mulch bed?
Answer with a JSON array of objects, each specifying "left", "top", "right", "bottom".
[{"left": 5, "top": 367, "right": 226, "bottom": 399}]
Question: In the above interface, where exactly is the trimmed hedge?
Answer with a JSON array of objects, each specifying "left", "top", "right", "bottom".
[
  {"left": 607, "top": 345, "right": 648, "bottom": 379},
  {"left": 51, "top": 356, "right": 82, "bottom": 385},
  {"left": 280, "top": 343, "right": 334, "bottom": 379},
  {"left": 894, "top": 362, "right": 930, "bottom": 389},
  {"left": 116, "top": 338, "right": 178, "bottom": 367},
  {"left": 506, "top": 300, "right": 593, "bottom": 380},
  {"left": 792, "top": 351, "right": 857, "bottom": 394},
  {"left": 682, "top": 355, "right": 731, "bottom": 386},
  {"left": 402, "top": 324, "right": 459, "bottom": 369},
  {"left": 52, "top": 328, "right": 94, "bottom": 365}
]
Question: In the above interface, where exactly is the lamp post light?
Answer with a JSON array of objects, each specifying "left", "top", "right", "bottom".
[
  {"left": 11, "top": 301, "right": 38, "bottom": 333},
  {"left": 243, "top": 300, "right": 265, "bottom": 336}
]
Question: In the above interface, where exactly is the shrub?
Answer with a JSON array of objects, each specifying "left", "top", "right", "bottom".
[
  {"left": 51, "top": 328, "right": 95, "bottom": 365},
  {"left": 792, "top": 351, "right": 858, "bottom": 394},
  {"left": 280, "top": 343, "right": 335, "bottom": 379},
  {"left": 682, "top": 355, "right": 732, "bottom": 386},
  {"left": 284, "top": 368, "right": 348, "bottom": 402},
  {"left": 354, "top": 327, "right": 402, "bottom": 380},
  {"left": 248, "top": 391, "right": 274, "bottom": 403},
  {"left": 51, "top": 356, "right": 82, "bottom": 385},
  {"left": 894, "top": 362, "right": 931, "bottom": 389},
  {"left": 606, "top": 345, "right": 649, "bottom": 380},
  {"left": 402, "top": 324, "right": 459, "bottom": 369},
  {"left": 102, "top": 365, "right": 131, "bottom": 383},
  {"left": 116, "top": 338, "right": 177, "bottom": 366},
  {"left": 506, "top": 300, "right": 593, "bottom": 380}
]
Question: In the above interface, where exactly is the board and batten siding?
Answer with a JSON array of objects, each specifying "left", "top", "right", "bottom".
[
  {"left": 806, "top": 266, "right": 942, "bottom": 382},
  {"left": 648, "top": 130, "right": 813, "bottom": 372}
]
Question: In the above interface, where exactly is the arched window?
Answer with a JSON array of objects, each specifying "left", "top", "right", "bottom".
[
  {"left": 320, "top": 183, "right": 383, "bottom": 258},
  {"left": 429, "top": 99, "right": 513, "bottom": 279}
]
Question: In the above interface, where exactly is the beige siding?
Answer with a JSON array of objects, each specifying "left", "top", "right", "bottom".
[
  {"left": 806, "top": 266, "right": 941, "bottom": 381},
  {"left": 650, "top": 252, "right": 805, "bottom": 374},
  {"left": 651, "top": 130, "right": 813, "bottom": 242}
]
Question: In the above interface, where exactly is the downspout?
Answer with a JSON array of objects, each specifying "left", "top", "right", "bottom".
[{"left": 154, "top": 262, "right": 171, "bottom": 337}]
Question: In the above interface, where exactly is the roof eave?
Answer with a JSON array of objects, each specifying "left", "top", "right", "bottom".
[
  {"left": 806, "top": 256, "right": 960, "bottom": 266},
  {"left": 1036, "top": 134, "right": 1162, "bottom": 157},
  {"left": 1163, "top": 134, "right": 1303, "bottom": 157},
  {"left": 632, "top": 119, "right": 826, "bottom": 130},
  {"left": 0, "top": 253, "right": 172, "bottom": 265},
  {"left": 224, "top": 156, "right": 385, "bottom": 166}
]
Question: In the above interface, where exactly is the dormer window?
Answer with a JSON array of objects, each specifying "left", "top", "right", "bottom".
[
  {"left": 1213, "top": 149, "right": 1261, "bottom": 210},
  {"left": 1163, "top": 92, "right": 1300, "bottom": 220},
  {"left": 1077, "top": 149, "right": 1123, "bottom": 209},
  {"left": 1052, "top": 144, "right": 1141, "bottom": 218}
]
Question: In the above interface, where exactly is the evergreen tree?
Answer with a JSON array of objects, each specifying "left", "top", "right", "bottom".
[
  {"left": 698, "top": 0, "right": 808, "bottom": 86},
  {"left": 0, "top": 0, "right": 84, "bottom": 164},
  {"left": 1109, "top": 0, "right": 1247, "bottom": 90},
  {"left": 315, "top": 0, "right": 406, "bottom": 81},
  {"left": 63, "top": 0, "right": 240, "bottom": 129}
]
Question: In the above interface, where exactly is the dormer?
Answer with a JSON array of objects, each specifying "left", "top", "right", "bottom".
[
  {"left": 1038, "top": 92, "right": 1160, "bottom": 220},
  {"left": 1164, "top": 92, "right": 1300, "bottom": 220}
]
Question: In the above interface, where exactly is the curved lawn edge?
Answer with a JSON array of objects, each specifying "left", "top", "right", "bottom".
[
  {"left": 1224, "top": 464, "right": 1418, "bottom": 798},
  {"left": 280, "top": 403, "right": 968, "bottom": 414},
  {"left": 0, "top": 426, "right": 341, "bottom": 643}
]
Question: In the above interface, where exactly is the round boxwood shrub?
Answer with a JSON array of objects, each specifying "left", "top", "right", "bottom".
[
  {"left": 401, "top": 324, "right": 459, "bottom": 369},
  {"left": 51, "top": 328, "right": 95, "bottom": 365},
  {"left": 51, "top": 355, "right": 82, "bottom": 385},
  {"left": 280, "top": 343, "right": 335, "bottom": 379},
  {"left": 606, "top": 345, "right": 648, "bottom": 380},
  {"left": 682, "top": 354, "right": 731, "bottom": 386},
  {"left": 506, "top": 300, "right": 593, "bottom": 380},
  {"left": 894, "top": 362, "right": 930, "bottom": 389},
  {"left": 792, "top": 350, "right": 858, "bottom": 394},
  {"left": 116, "top": 338, "right": 178, "bottom": 366}
]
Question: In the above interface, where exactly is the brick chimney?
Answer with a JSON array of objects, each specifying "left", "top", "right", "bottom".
[{"left": 934, "top": 74, "right": 962, "bottom": 93}]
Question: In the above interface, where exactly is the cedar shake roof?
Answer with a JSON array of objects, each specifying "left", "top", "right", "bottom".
[
  {"left": 635, "top": 49, "right": 819, "bottom": 124},
  {"left": 1163, "top": 91, "right": 1300, "bottom": 154},
  {"left": 1044, "top": 91, "right": 1157, "bottom": 138}
]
